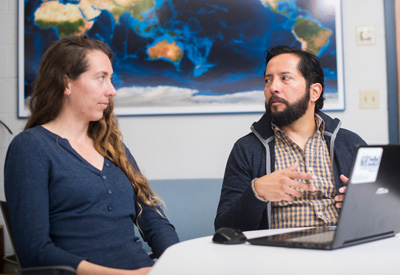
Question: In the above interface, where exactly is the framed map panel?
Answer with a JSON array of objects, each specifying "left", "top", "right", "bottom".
[{"left": 18, "top": 0, "right": 344, "bottom": 117}]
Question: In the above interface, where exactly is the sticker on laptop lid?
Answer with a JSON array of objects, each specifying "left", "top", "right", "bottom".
[{"left": 351, "top": 147, "right": 383, "bottom": 184}]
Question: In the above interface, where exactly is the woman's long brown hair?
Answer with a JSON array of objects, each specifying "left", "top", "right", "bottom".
[{"left": 25, "top": 35, "right": 164, "bottom": 228}]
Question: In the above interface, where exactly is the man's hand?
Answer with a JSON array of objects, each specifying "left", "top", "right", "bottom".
[
  {"left": 253, "top": 162, "right": 316, "bottom": 202},
  {"left": 334, "top": 174, "right": 348, "bottom": 208}
]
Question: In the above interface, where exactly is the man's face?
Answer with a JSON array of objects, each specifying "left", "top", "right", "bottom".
[{"left": 264, "top": 53, "right": 311, "bottom": 126}]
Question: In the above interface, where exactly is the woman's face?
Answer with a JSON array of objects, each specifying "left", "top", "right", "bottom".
[{"left": 64, "top": 50, "right": 116, "bottom": 122}]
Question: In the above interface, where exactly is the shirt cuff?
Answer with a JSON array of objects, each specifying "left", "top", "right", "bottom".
[{"left": 251, "top": 178, "right": 268, "bottom": 202}]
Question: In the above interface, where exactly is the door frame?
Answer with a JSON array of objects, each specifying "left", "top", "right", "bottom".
[{"left": 385, "top": 0, "right": 400, "bottom": 143}]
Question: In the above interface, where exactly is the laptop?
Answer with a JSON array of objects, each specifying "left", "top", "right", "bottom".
[{"left": 248, "top": 144, "right": 400, "bottom": 250}]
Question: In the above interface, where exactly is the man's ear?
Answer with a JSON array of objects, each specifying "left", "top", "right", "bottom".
[{"left": 310, "top": 83, "right": 322, "bottom": 103}]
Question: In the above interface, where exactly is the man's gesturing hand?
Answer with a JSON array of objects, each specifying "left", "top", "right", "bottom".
[
  {"left": 334, "top": 174, "right": 348, "bottom": 208},
  {"left": 253, "top": 162, "right": 316, "bottom": 202}
]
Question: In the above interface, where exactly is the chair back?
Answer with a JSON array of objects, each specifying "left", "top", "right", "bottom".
[{"left": 0, "top": 200, "right": 21, "bottom": 267}]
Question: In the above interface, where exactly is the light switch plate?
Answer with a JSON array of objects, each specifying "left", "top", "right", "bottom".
[{"left": 356, "top": 26, "right": 376, "bottom": 45}]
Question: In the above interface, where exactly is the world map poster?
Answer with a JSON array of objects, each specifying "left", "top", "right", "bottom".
[{"left": 18, "top": 0, "right": 344, "bottom": 117}]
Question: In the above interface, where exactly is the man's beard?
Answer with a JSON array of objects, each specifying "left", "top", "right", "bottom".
[{"left": 265, "top": 89, "right": 310, "bottom": 127}]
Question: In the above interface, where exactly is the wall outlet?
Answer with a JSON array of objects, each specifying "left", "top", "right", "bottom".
[{"left": 360, "top": 90, "right": 379, "bottom": 109}]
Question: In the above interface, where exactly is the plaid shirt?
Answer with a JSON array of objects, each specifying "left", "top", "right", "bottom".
[{"left": 270, "top": 114, "right": 339, "bottom": 228}]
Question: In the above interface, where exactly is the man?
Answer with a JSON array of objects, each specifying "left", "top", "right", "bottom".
[{"left": 215, "top": 45, "right": 366, "bottom": 231}]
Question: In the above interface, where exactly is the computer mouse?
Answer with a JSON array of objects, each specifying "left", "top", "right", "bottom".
[{"left": 212, "top": 227, "right": 247, "bottom": 244}]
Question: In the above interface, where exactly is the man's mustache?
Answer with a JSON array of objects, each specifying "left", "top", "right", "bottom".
[{"left": 268, "top": 95, "right": 289, "bottom": 106}]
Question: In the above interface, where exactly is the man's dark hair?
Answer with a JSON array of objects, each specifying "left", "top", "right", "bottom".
[{"left": 264, "top": 45, "right": 325, "bottom": 111}]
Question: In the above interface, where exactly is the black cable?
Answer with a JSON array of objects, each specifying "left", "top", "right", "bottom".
[{"left": 0, "top": 120, "right": 13, "bottom": 135}]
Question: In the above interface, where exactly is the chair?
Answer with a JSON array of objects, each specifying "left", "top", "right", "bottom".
[
  {"left": 18, "top": 266, "right": 76, "bottom": 275},
  {"left": 0, "top": 200, "right": 21, "bottom": 267},
  {"left": 0, "top": 200, "right": 76, "bottom": 275}
]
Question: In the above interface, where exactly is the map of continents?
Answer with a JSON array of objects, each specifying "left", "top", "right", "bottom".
[{"left": 23, "top": 0, "right": 339, "bottom": 114}]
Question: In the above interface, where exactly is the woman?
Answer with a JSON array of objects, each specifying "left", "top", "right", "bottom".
[{"left": 4, "top": 36, "right": 179, "bottom": 274}]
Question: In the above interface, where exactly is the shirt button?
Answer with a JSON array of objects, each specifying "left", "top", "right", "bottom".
[
  {"left": 108, "top": 190, "right": 112, "bottom": 195},
  {"left": 105, "top": 162, "right": 110, "bottom": 167},
  {"left": 108, "top": 205, "right": 113, "bottom": 211},
  {"left": 102, "top": 175, "right": 107, "bottom": 180}
]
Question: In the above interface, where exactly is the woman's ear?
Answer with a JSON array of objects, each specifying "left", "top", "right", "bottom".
[
  {"left": 64, "top": 75, "right": 71, "bottom": 96},
  {"left": 310, "top": 83, "right": 322, "bottom": 103}
]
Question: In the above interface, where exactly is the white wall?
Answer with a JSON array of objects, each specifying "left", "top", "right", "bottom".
[{"left": 0, "top": 0, "right": 390, "bottom": 254}]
